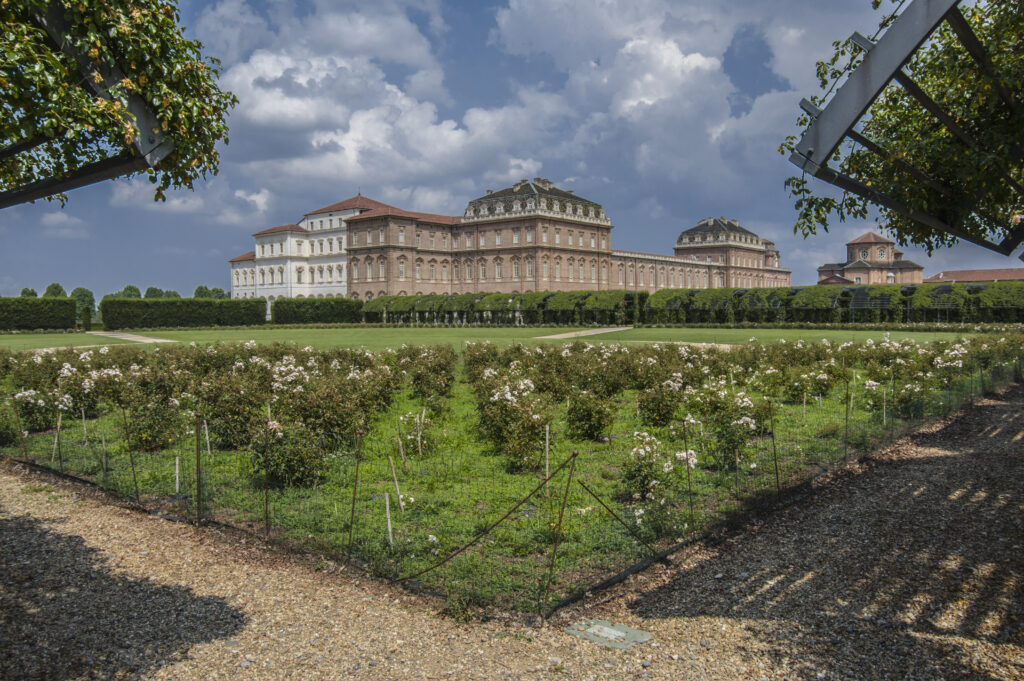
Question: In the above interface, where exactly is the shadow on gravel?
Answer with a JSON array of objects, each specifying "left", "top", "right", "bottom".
[
  {"left": 633, "top": 391, "right": 1024, "bottom": 681},
  {"left": 0, "top": 512, "right": 246, "bottom": 680}
]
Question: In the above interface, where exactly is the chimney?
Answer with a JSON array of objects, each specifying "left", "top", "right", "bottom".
[{"left": 486, "top": 189, "right": 492, "bottom": 194}]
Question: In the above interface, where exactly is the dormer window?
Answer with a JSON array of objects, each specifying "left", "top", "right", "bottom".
[
  {"left": 860, "top": 249, "right": 869, "bottom": 260},
  {"left": 878, "top": 248, "right": 886, "bottom": 259}
]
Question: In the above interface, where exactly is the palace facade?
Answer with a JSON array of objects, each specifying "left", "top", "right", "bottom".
[{"left": 230, "top": 179, "right": 791, "bottom": 308}]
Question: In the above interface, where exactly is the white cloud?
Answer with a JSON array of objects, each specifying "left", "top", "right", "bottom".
[
  {"left": 40, "top": 211, "right": 84, "bottom": 227},
  {"left": 195, "top": 0, "right": 273, "bottom": 65},
  {"left": 39, "top": 211, "right": 89, "bottom": 239},
  {"left": 234, "top": 188, "right": 272, "bottom": 213}
]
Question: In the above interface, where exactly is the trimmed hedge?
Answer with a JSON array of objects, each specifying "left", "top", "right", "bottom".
[
  {"left": 0, "top": 297, "right": 76, "bottom": 330},
  {"left": 356, "top": 281, "right": 1024, "bottom": 325},
  {"left": 100, "top": 298, "right": 266, "bottom": 330},
  {"left": 271, "top": 297, "right": 362, "bottom": 324}
]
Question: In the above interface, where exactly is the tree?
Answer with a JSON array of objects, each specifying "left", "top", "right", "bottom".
[
  {"left": 780, "top": 0, "right": 1023, "bottom": 252},
  {"left": 69, "top": 286, "right": 95, "bottom": 320},
  {"left": 209, "top": 287, "right": 228, "bottom": 300},
  {"left": 192, "top": 285, "right": 211, "bottom": 299},
  {"left": 163, "top": 289, "right": 180, "bottom": 298},
  {"left": 19, "top": 287, "right": 37, "bottom": 297},
  {"left": 144, "top": 286, "right": 164, "bottom": 299},
  {"left": 118, "top": 285, "right": 141, "bottom": 299},
  {"left": 1, "top": 1, "right": 237, "bottom": 206},
  {"left": 42, "top": 282, "right": 66, "bottom": 297}
]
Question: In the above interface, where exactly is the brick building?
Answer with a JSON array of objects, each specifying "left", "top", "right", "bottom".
[
  {"left": 817, "top": 232, "right": 923, "bottom": 285},
  {"left": 231, "top": 178, "right": 791, "bottom": 305}
]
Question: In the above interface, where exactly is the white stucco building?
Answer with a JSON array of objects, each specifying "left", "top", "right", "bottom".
[{"left": 230, "top": 196, "right": 392, "bottom": 313}]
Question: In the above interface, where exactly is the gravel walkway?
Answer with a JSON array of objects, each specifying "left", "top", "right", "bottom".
[
  {"left": 2, "top": 387, "right": 1022, "bottom": 680},
  {"left": 86, "top": 331, "right": 175, "bottom": 343},
  {"left": 535, "top": 327, "right": 633, "bottom": 340}
]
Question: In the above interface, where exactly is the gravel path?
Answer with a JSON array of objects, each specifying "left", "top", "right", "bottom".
[
  {"left": 535, "top": 327, "right": 633, "bottom": 340},
  {"left": 86, "top": 331, "right": 175, "bottom": 343},
  {"left": 2, "top": 387, "right": 1022, "bottom": 680}
]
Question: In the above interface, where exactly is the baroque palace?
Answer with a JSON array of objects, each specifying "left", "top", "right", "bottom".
[{"left": 230, "top": 178, "right": 791, "bottom": 307}]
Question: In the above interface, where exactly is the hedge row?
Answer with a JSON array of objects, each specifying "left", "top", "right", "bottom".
[
  {"left": 360, "top": 282, "right": 1024, "bottom": 325},
  {"left": 99, "top": 298, "right": 267, "bottom": 330},
  {"left": 271, "top": 297, "right": 363, "bottom": 324},
  {"left": 0, "top": 297, "right": 77, "bottom": 330}
]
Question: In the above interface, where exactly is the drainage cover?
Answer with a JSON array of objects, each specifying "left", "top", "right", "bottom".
[{"left": 564, "top": 619, "right": 652, "bottom": 649}]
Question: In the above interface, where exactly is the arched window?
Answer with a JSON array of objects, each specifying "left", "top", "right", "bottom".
[
  {"left": 429, "top": 263, "right": 436, "bottom": 280},
  {"left": 555, "top": 261, "right": 561, "bottom": 280},
  {"left": 479, "top": 261, "right": 486, "bottom": 279},
  {"left": 379, "top": 261, "right": 386, "bottom": 279},
  {"left": 466, "top": 262, "right": 472, "bottom": 280},
  {"left": 442, "top": 264, "right": 448, "bottom": 281},
  {"left": 399, "top": 261, "right": 406, "bottom": 279},
  {"left": 495, "top": 261, "right": 503, "bottom": 280},
  {"left": 513, "top": 261, "right": 519, "bottom": 278},
  {"left": 415, "top": 263, "right": 422, "bottom": 280},
  {"left": 296, "top": 268, "right": 303, "bottom": 284},
  {"left": 542, "top": 260, "right": 548, "bottom": 278},
  {"left": 526, "top": 260, "right": 533, "bottom": 278}
]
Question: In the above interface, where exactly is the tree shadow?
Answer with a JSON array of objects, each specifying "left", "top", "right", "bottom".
[
  {"left": 632, "top": 393, "right": 1024, "bottom": 680},
  {"left": 0, "top": 512, "right": 246, "bottom": 680}
]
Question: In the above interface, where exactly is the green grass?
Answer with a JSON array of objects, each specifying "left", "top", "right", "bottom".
[
  {"left": 0, "top": 333, "right": 133, "bottom": 351},
  {"left": 130, "top": 326, "right": 575, "bottom": 350},
  {"left": 596, "top": 327, "right": 972, "bottom": 345}
]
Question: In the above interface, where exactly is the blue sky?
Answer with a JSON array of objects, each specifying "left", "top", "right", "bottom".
[{"left": 0, "top": 0, "right": 1015, "bottom": 298}]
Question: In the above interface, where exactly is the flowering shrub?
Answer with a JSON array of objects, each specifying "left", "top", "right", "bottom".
[
  {"left": 476, "top": 374, "right": 551, "bottom": 470},
  {"left": 566, "top": 390, "right": 614, "bottom": 440},
  {"left": 12, "top": 388, "right": 55, "bottom": 432},
  {"left": 397, "top": 410, "right": 437, "bottom": 458}
]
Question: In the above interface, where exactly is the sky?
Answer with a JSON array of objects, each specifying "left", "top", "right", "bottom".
[{"left": 0, "top": 0, "right": 1016, "bottom": 298}]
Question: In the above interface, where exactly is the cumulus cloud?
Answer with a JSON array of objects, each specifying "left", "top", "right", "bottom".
[{"left": 39, "top": 211, "right": 89, "bottom": 239}]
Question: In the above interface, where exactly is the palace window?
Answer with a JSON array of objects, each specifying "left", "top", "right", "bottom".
[
  {"left": 380, "top": 229, "right": 385, "bottom": 243},
  {"left": 513, "top": 231, "right": 519, "bottom": 244},
  {"left": 555, "top": 230, "right": 561, "bottom": 245},
  {"left": 352, "top": 233, "right": 358, "bottom": 246},
  {"left": 602, "top": 264, "right": 607, "bottom": 281},
  {"left": 399, "top": 261, "right": 405, "bottom": 279},
  {"left": 442, "top": 264, "right": 448, "bottom": 281},
  {"left": 480, "top": 262, "right": 486, "bottom": 279},
  {"left": 466, "top": 263, "right": 472, "bottom": 280},
  {"left": 415, "top": 233, "right": 421, "bottom": 247},
  {"left": 513, "top": 261, "right": 519, "bottom": 278},
  {"left": 495, "top": 262, "right": 502, "bottom": 279},
  {"left": 591, "top": 263, "right": 596, "bottom": 281},
  {"left": 495, "top": 232, "right": 502, "bottom": 246},
  {"left": 296, "top": 268, "right": 303, "bottom": 284},
  {"left": 442, "top": 235, "right": 448, "bottom": 248},
  {"left": 379, "top": 261, "right": 386, "bottom": 278},
  {"left": 367, "top": 230, "right": 374, "bottom": 245},
  {"left": 399, "top": 229, "right": 405, "bottom": 244},
  {"left": 526, "top": 261, "right": 533, "bottom": 277},
  {"left": 601, "top": 236, "right": 606, "bottom": 249},
  {"left": 429, "top": 234, "right": 435, "bottom": 248},
  {"left": 542, "top": 261, "right": 548, "bottom": 278},
  {"left": 415, "top": 263, "right": 422, "bottom": 280},
  {"left": 269, "top": 243, "right": 275, "bottom": 255},
  {"left": 429, "top": 264, "right": 435, "bottom": 280},
  {"left": 526, "top": 230, "right": 534, "bottom": 243},
  {"left": 479, "top": 233, "right": 486, "bottom": 247},
  {"left": 579, "top": 263, "right": 584, "bottom": 280},
  {"left": 542, "top": 229, "right": 548, "bottom": 243},
  {"left": 590, "top": 234, "right": 595, "bottom": 248},
  {"left": 878, "top": 248, "right": 886, "bottom": 259}
]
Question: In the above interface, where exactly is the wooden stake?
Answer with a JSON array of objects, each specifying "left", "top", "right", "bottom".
[
  {"left": 175, "top": 456, "right": 180, "bottom": 494},
  {"left": 397, "top": 436, "right": 406, "bottom": 465},
  {"left": 203, "top": 419, "right": 213, "bottom": 460},
  {"left": 100, "top": 435, "right": 107, "bottom": 472},
  {"left": 195, "top": 413, "right": 202, "bottom": 521},
  {"left": 346, "top": 430, "right": 364, "bottom": 563},
  {"left": 385, "top": 492, "right": 394, "bottom": 547},
  {"left": 389, "top": 456, "right": 404, "bottom": 511},
  {"left": 544, "top": 424, "right": 550, "bottom": 498},
  {"left": 882, "top": 387, "right": 887, "bottom": 428},
  {"left": 81, "top": 407, "right": 88, "bottom": 445},
  {"left": 802, "top": 392, "right": 806, "bottom": 424},
  {"left": 50, "top": 412, "right": 62, "bottom": 464},
  {"left": 769, "top": 399, "right": 780, "bottom": 495}
]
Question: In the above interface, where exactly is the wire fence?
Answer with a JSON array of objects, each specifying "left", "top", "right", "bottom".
[{"left": 4, "top": 359, "right": 1019, "bottom": 617}]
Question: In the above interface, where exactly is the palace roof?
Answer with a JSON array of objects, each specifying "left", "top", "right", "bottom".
[
  {"left": 229, "top": 251, "right": 255, "bottom": 263},
  {"left": 306, "top": 195, "right": 394, "bottom": 216},
  {"left": 345, "top": 206, "right": 461, "bottom": 225},
  {"left": 676, "top": 217, "right": 758, "bottom": 242},
  {"left": 924, "top": 268, "right": 1024, "bottom": 283},
  {"left": 469, "top": 178, "right": 600, "bottom": 206},
  {"left": 252, "top": 223, "right": 308, "bottom": 237}
]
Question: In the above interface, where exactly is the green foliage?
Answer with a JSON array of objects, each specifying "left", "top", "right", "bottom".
[
  {"left": 163, "top": 290, "right": 180, "bottom": 298},
  {"left": 1, "top": 0, "right": 237, "bottom": 204},
  {"left": 780, "top": 1, "right": 1024, "bottom": 251},
  {"left": 0, "top": 297, "right": 76, "bottom": 329},
  {"left": 271, "top": 297, "right": 363, "bottom": 324},
  {"left": 144, "top": 286, "right": 164, "bottom": 299},
  {"left": 19, "top": 288, "right": 37, "bottom": 298},
  {"left": 118, "top": 285, "right": 141, "bottom": 299},
  {"left": 99, "top": 298, "right": 266, "bottom": 329},
  {"left": 69, "top": 287, "right": 95, "bottom": 321},
  {"left": 42, "top": 282, "right": 66, "bottom": 298},
  {"left": 193, "top": 285, "right": 229, "bottom": 300}
]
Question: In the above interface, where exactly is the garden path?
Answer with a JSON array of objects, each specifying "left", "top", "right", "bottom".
[
  {"left": 536, "top": 326, "right": 632, "bottom": 340},
  {"left": 1, "top": 386, "right": 1022, "bottom": 680},
  {"left": 86, "top": 330, "right": 175, "bottom": 343}
]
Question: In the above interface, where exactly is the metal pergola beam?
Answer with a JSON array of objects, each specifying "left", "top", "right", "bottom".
[{"left": 789, "top": 0, "right": 1024, "bottom": 259}]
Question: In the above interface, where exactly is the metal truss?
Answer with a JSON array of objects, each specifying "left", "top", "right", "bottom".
[
  {"left": 0, "top": 2, "right": 174, "bottom": 210},
  {"left": 789, "top": 0, "right": 1023, "bottom": 258}
]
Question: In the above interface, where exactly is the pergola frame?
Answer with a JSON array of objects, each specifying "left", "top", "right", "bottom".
[
  {"left": 0, "top": 2, "right": 174, "bottom": 210},
  {"left": 789, "top": 0, "right": 1023, "bottom": 258}
]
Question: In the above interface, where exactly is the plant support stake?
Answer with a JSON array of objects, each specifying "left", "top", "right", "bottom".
[
  {"left": 346, "top": 430, "right": 364, "bottom": 563},
  {"left": 194, "top": 413, "right": 202, "bottom": 522}
]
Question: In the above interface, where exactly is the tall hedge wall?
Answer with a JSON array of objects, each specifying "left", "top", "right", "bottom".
[
  {"left": 0, "top": 297, "right": 76, "bottom": 330},
  {"left": 356, "top": 282, "right": 1024, "bottom": 325},
  {"left": 271, "top": 297, "right": 363, "bottom": 324},
  {"left": 100, "top": 298, "right": 266, "bottom": 330}
]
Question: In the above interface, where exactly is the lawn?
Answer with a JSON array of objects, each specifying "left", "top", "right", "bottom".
[
  {"left": 0, "top": 333, "right": 133, "bottom": 351},
  {"left": 131, "top": 326, "right": 576, "bottom": 350},
  {"left": 597, "top": 327, "right": 971, "bottom": 345}
]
